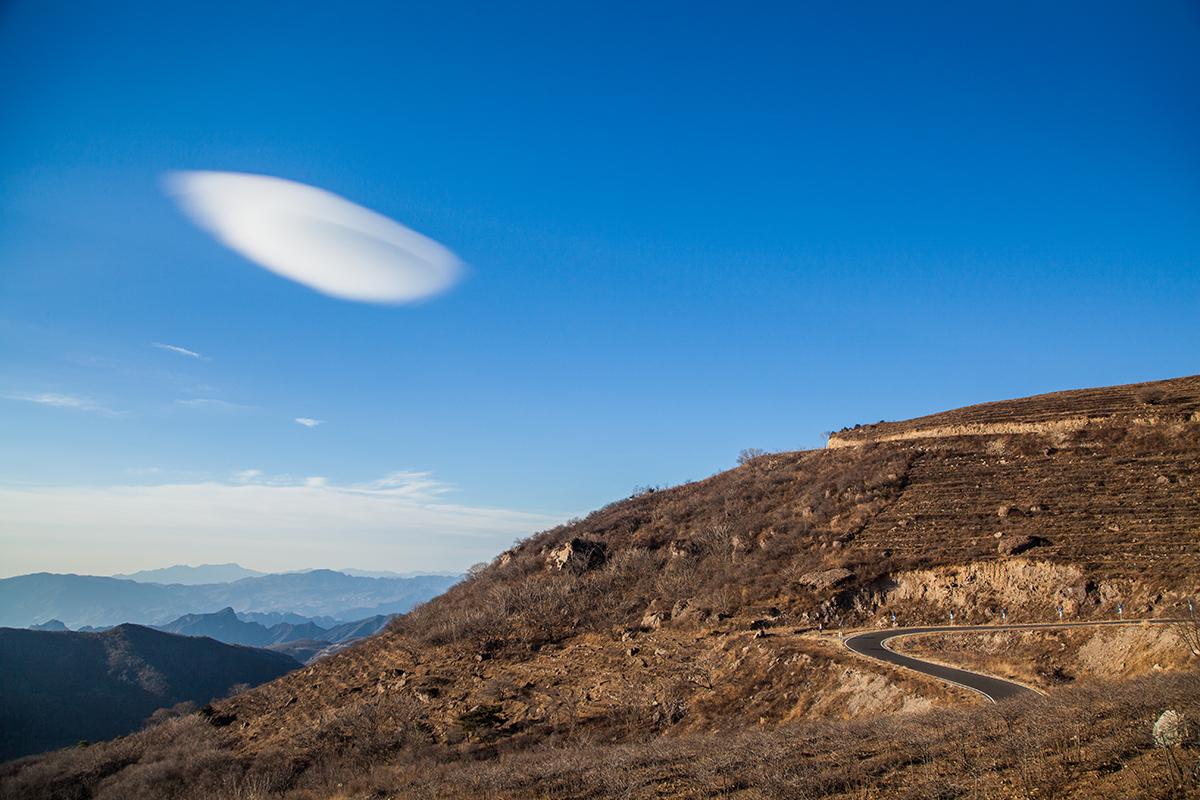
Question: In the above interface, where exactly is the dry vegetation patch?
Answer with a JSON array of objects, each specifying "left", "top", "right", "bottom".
[{"left": 9, "top": 674, "right": 1195, "bottom": 799}]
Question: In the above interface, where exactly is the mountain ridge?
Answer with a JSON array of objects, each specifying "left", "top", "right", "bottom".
[
  {"left": 0, "top": 624, "right": 299, "bottom": 761},
  {"left": 153, "top": 606, "right": 393, "bottom": 658},
  {"left": 0, "top": 570, "right": 460, "bottom": 629},
  {"left": 112, "top": 563, "right": 266, "bottom": 585}
]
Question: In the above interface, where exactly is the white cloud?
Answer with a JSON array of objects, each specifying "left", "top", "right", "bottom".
[
  {"left": 8, "top": 393, "right": 120, "bottom": 417},
  {"left": 294, "top": 417, "right": 323, "bottom": 428},
  {"left": 0, "top": 472, "right": 569, "bottom": 577},
  {"left": 233, "top": 469, "right": 263, "bottom": 483},
  {"left": 176, "top": 398, "right": 255, "bottom": 412},
  {"left": 152, "top": 342, "right": 204, "bottom": 359},
  {"left": 164, "top": 171, "right": 464, "bottom": 304}
]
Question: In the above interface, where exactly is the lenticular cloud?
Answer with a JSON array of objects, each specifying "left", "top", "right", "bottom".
[{"left": 165, "top": 171, "right": 463, "bottom": 303}]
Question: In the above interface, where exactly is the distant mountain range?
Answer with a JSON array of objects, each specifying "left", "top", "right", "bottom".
[
  {"left": 29, "top": 619, "right": 68, "bottom": 631},
  {"left": 153, "top": 606, "right": 393, "bottom": 662},
  {"left": 0, "top": 624, "right": 299, "bottom": 761},
  {"left": 0, "top": 569, "right": 460, "bottom": 629},
  {"left": 112, "top": 563, "right": 266, "bottom": 584},
  {"left": 109, "top": 564, "right": 461, "bottom": 585}
]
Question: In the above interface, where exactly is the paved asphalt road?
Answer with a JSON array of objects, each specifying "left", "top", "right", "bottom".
[{"left": 843, "top": 620, "right": 1173, "bottom": 703}]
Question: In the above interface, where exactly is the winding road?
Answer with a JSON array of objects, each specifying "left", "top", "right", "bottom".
[{"left": 843, "top": 619, "right": 1174, "bottom": 703}]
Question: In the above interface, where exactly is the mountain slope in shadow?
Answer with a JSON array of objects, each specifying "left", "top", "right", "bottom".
[{"left": 0, "top": 625, "right": 299, "bottom": 761}]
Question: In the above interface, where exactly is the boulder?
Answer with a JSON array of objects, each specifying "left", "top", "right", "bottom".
[
  {"left": 668, "top": 600, "right": 710, "bottom": 626},
  {"left": 546, "top": 538, "right": 608, "bottom": 572},
  {"left": 795, "top": 567, "right": 856, "bottom": 590},
  {"left": 640, "top": 610, "right": 670, "bottom": 630},
  {"left": 997, "top": 534, "right": 1049, "bottom": 556}
]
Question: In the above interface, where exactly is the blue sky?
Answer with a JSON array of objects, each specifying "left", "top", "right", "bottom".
[{"left": 1, "top": 1, "right": 1197, "bottom": 576}]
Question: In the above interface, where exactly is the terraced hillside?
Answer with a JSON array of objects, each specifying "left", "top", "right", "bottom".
[
  {"left": 832, "top": 377, "right": 1200, "bottom": 596},
  {"left": 828, "top": 374, "right": 1200, "bottom": 446},
  {"left": 3, "top": 375, "right": 1197, "bottom": 800},
  {"left": 853, "top": 438, "right": 1199, "bottom": 579}
]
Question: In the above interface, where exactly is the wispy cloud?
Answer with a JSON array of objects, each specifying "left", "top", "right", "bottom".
[
  {"left": 153, "top": 342, "right": 205, "bottom": 359},
  {"left": 361, "top": 470, "right": 454, "bottom": 500},
  {"left": 175, "top": 398, "right": 255, "bottom": 412},
  {"left": 7, "top": 393, "right": 121, "bottom": 417},
  {"left": 294, "top": 417, "right": 323, "bottom": 428},
  {"left": 164, "top": 171, "right": 463, "bottom": 304},
  {"left": 0, "top": 472, "right": 569, "bottom": 576}
]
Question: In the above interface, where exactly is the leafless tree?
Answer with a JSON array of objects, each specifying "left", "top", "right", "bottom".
[{"left": 737, "top": 448, "right": 767, "bottom": 465}]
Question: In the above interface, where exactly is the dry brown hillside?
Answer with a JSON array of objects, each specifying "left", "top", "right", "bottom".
[{"left": 3, "top": 375, "right": 1198, "bottom": 800}]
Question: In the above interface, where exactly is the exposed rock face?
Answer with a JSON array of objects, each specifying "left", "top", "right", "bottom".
[
  {"left": 795, "top": 568, "right": 856, "bottom": 590},
  {"left": 668, "top": 599, "right": 709, "bottom": 626},
  {"left": 998, "top": 535, "right": 1048, "bottom": 556},
  {"left": 883, "top": 560, "right": 1091, "bottom": 617},
  {"left": 640, "top": 610, "right": 670, "bottom": 630},
  {"left": 546, "top": 538, "right": 608, "bottom": 572}
]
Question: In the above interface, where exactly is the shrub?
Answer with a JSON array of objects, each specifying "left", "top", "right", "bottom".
[
  {"left": 457, "top": 705, "right": 506, "bottom": 740},
  {"left": 737, "top": 448, "right": 768, "bottom": 465}
]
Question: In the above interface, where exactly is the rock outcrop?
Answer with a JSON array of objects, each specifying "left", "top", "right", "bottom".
[
  {"left": 546, "top": 538, "right": 608, "bottom": 571},
  {"left": 795, "top": 567, "right": 856, "bottom": 590}
]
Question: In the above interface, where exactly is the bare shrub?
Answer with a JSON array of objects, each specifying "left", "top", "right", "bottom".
[
  {"left": 1137, "top": 386, "right": 1168, "bottom": 406},
  {"left": 1171, "top": 601, "right": 1200, "bottom": 662},
  {"left": 737, "top": 448, "right": 768, "bottom": 465},
  {"left": 693, "top": 522, "right": 734, "bottom": 561},
  {"left": 144, "top": 701, "right": 197, "bottom": 728}
]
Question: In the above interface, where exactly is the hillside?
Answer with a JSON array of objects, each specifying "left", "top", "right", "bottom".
[
  {"left": 3, "top": 376, "right": 1197, "bottom": 799},
  {"left": 0, "top": 570, "right": 460, "bottom": 629},
  {"left": 0, "top": 625, "right": 298, "bottom": 761}
]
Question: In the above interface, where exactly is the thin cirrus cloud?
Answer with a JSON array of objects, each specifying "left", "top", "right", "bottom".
[
  {"left": 152, "top": 342, "right": 205, "bottom": 359},
  {"left": 164, "top": 171, "right": 464, "bottom": 304},
  {"left": 175, "top": 398, "right": 256, "bottom": 412},
  {"left": 294, "top": 417, "right": 323, "bottom": 428},
  {"left": 7, "top": 392, "right": 121, "bottom": 417}
]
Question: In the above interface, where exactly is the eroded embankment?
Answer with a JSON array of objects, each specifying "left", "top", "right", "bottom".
[
  {"left": 892, "top": 623, "right": 1195, "bottom": 689},
  {"left": 847, "top": 559, "right": 1198, "bottom": 627},
  {"left": 828, "top": 417, "right": 1097, "bottom": 448}
]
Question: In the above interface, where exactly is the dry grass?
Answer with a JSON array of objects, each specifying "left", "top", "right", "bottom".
[{"left": 8, "top": 673, "right": 1195, "bottom": 799}]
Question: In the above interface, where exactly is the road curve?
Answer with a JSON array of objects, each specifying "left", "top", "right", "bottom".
[{"left": 843, "top": 620, "right": 1173, "bottom": 703}]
